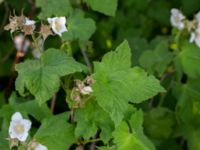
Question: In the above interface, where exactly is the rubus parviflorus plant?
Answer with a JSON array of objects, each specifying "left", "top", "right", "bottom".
[{"left": 1, "top": 0, "right": 200, "bottom": 150}]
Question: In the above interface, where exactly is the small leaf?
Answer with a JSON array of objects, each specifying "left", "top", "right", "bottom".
[
  {"left": 139, "top": 40, "right": 173, "bottom": 77},
  {"left": 112, "top": 110, "right": 155, "bottom": 150},
  {"left": 62, "top": 9, "right": 96, "bottom": 42},
  {"left": 34, "top": 113, "right": 75, "bottom": 150},
  {"left": 75, "top": 100, "right": 114, "bottom": 143},
  {"left": 144, "top": 107, "right": 175, "bottom": 139},
  {"left": 15, "top": 49, "right": 86, "bottom": 104},
  {"left": 179, "top": 42, "right": 200, "bottom": 78},
  {"left": 84, "top": 0, "right": 118, "bottom": 16}
]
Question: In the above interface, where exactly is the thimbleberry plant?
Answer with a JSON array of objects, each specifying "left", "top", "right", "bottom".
[{"left": 1, "top": 0, "right": 200, "bottom": 150}]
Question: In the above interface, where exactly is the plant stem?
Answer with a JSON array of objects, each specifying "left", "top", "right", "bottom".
[
  {"left": 51, "top": 94, "right": 57, "bottom": 113},
  {"left": 83, "top": 138, "right": 101, "bottom": 145},
  {"left": 80, "top": 47, "right": 92, "bottom": 73},
  {"left": 31, "top": 34, "right": 42, "bottom": 53}
]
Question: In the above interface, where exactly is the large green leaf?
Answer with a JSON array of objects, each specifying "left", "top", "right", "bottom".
[
  {"left": 15, "top": 49, "right": 86, "bottom": 104},
  {"left": 36, "top": 0, "right": 72, "bottom": 19},
  {"left": 112, "top": 110, "right": 155, "bottom": 150},
  {"left": 62, "top": 9, "right": 96, "bottom": 42},
  {"left": 34, "top": 113, "right": 75, "bottom": 150},
  {"left": 75, "top": 100, "right": 114, "bottom": 143},
  {"left": 92, "top": 40, "right": 165, "bottom": 124},
  {"left": 84, "top": 0, "right": 118, "bottom": 16},
  {"left": 179, "top": 42, "right": 200, "bottom": 78}
]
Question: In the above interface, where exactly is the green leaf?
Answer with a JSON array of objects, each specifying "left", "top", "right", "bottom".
[
  {"left": 9, "top": 92, "right": 52, "bottom": 122},
  {"left": 174, "top": 80, "right": 200, "bottom": 127},
  {"left": 36, "top": 0, "right": 72, "bottom": 19},
  {"left": 34, "top": 113, "right": 75, "bottom": 150},
  {"left": 93, "top": 40, "right": 165, "bottom": 124},
  {"left": 75, "top": 100, "right": 114, "bottom": 143},
  {"left": 144, "top": 107, "right": 175, "bottom": 139},
  {"left": 62, "top": 9, "right": 96, "bottom": 42},
  {"left": 0, "top": 131, "right": 9, "bottom": 150},
  {"left": 139, "top": 40, "right": 173, "bottom": 77},
  {"left": 15, "top": 49, "right": 86, "bottom": 104},
  {"left": 179, "top": 42, "right": 200, "bottom": 78},
  {"left": 112, "top": 110, "right": 155, "bottom": 150},
  {"left": 185, "top": 128, "right": 200, "bottom": 150},
  {"left": 84, "top": 0, "right": 118, "bottom": 16}
]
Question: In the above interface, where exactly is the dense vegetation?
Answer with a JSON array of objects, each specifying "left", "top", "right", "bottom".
[{"left": 1, "top": 0, "right": 200, "bottom": 150}]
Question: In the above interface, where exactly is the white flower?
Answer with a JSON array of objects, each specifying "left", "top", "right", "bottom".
[
  {"left": 80, "top": 86, "right": 93, "bottom": 95},
  {"left": 47, "top": 17, "right": 67, "bottom": 36},
  {"left": 34, "top": 143, "right": 48, "bottom": 150},
  {"left": 189, "top": 25, "right": 200, "bottom": 48},
  {"left": 170, "top": 8, "right": 185, "bottom": 30},
  {"left": 9, "top": 112, "right": 31, "bottom": 142}
]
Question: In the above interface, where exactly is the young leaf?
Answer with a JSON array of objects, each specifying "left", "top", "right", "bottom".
[
  {"left": 75, "top": 100, "right": 114, "bottom": 143},
  {"left": 139, "top": 41, "right": 173, "bottom": 77},
  {"left": 144, "top": 107, "right": 175, "bottom": 139},
  {"left": 179, "top": 42, "right": 200, "bottom": 78},
  {"left": 34, "top": 113, "right": 75, "bottom": 150},
  {"left": 62, "top": 9, "right": 96, "bottom": 42},
  {"left": 15, "top": 49, "right": 86, "bottom": 105},
  {"left": 112, "top": 110, "right": 155, "bottom": 150},
  {"left": 83, "top": 0, "right": 118, "bottom": 16},
  {"left": 92, "top": 40, "right": 165, "bottom": 125},
  {"left": 36, "top": 0, "right": 72, "bottom": 19}
]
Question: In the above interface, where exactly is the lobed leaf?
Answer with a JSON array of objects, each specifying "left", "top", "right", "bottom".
[{"left": 15, "top": 49, "right": 86, "bottom": 105}]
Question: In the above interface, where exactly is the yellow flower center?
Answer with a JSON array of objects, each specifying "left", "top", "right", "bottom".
[
  {"left": 14, "top": 124, "right": 25, "bottom": 134},
  {"left": 54, "top": 20, "right": 62, "bottom": 32}
]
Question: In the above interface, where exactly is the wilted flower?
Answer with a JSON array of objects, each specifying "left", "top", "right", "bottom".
[
  {"left": 47, "top": 17, "right": 67, "bottom": 36},
  {"left": 22, "top": 18, "right": 36, "bottom": 35},
  {"left": 40, "top": 24, "right": 53, "bottom": 40},
  {"left": 9, "top": 112, "right": 31, "bottom": 142},
  {"left": 4, "top": 15, "right": 25, "bottom": 33},
  {"left": 170, "top": 8, "right": 185, "bottom": 30},
  {"left": 80, "top": 86, "right": 93, "bottom": 95}
]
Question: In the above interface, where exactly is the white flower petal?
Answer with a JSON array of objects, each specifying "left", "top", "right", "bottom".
[
  {"left": 196, "top": 11, "right": 200, "bottom": 22},
  {"left": 18, "top": 132, "right": 28, "bottom": 142},
  {"left": 190, "top": 32, "right": 195, "bottom": 43},
  {"left": 25, "top": 18, "right": 36, "bottom": 26},
  {"left": 81, "top": 86, "right": 93, "bottom": 95},
  {"left": 23, "top": 120, "right": 32, "bottom": 132},
  {"left": 59, "top": 17, "right": 66, "bottom": 25},
  {"left": 11, "top": 112, "right": 23, "bottom": 121},
  {"left": 195, "top": 36, "right": 200, "bottom": 48},
  {"left": 35, "top": 144, "right": 48, "bottom": 150}
]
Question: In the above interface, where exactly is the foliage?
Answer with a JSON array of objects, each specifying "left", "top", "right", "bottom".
[{"left": 0, "top": 0, "right": 200, "bottom": 150}]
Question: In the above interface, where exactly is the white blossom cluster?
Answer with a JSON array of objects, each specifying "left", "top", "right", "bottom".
[
  {"left": 170, "top": 8, "right": 200, "bottom": 48},
  {"left": 6, "top": 15, "right": 68, "bottom": 59},
  {"left": 8, "top": 112, "right": 47, "bottom": 150}
]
